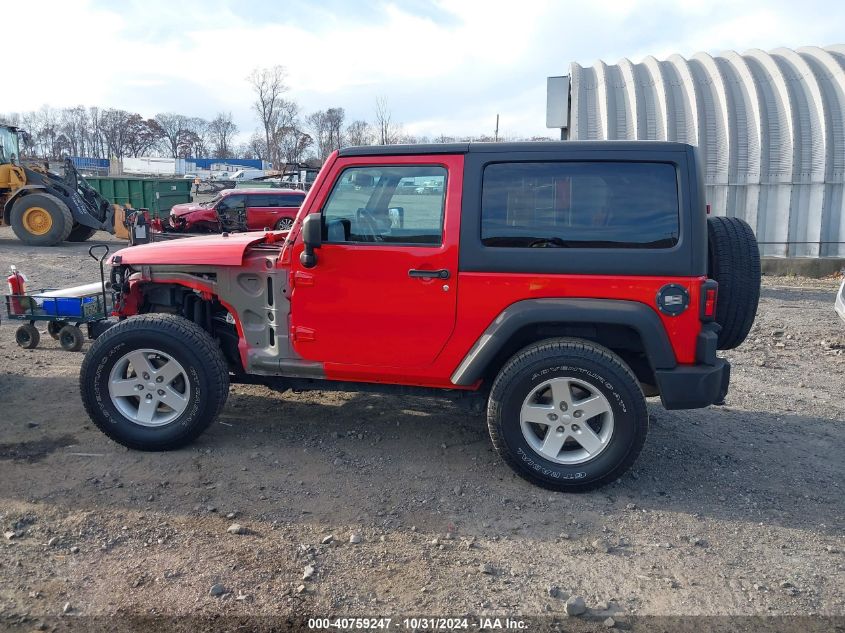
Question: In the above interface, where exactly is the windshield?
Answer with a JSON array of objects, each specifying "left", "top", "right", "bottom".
[
  {"left": 200, "top": 194, "right": 223, "bottom": 208},
  {"left": 0, "top": 127, "right": 20, "bottom": 164}
]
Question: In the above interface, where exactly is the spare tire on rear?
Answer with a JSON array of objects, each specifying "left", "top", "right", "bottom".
[{"left": 707, "top": 216, "right": 761, "bottom": 350}]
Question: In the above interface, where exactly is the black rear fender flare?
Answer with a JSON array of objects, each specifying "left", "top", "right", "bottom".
[{"left": 450, "top": 298, "right": 677, "bottom": 386}]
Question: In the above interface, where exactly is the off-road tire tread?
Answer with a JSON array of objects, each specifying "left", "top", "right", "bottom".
[
  {"left": 66, "top": 224, "right": 98, "bottom": 242},
  {"left": 707, "top": 216, "right": 760, "bottom": 349},
  {"left": 16, "top": 324, "right": 40, "bottom": 349},
  {"left": 11, "top": 193, "right": 73, "bottom": 245},
  {"left": 58, "top": 324, "right": 84, "bottom": 352},
  {"left": 487, "top": 337, "right": 648, "bottom": 492},
  {"left": 79, "top": 314, "right": 230, "bottom": 450}
]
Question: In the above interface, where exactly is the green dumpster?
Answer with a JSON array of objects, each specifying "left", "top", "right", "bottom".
[{"left": 86, "top": 177, "right": 193, "bottom": 217}]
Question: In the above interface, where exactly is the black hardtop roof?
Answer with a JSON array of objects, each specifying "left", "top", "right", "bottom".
[{"left": 338, "top": 140, "right": 694, "bottom": 157}]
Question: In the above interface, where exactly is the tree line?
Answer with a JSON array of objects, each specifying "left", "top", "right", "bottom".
[
  {"left": 1, "top": 65, "right": 550, "bottom": 168},
  {"left": 0, "top": 108, "right": 242, "bottom": 163}
]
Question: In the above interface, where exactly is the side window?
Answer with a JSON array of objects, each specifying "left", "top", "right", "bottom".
[
  {"left": 279, "top": 194, "right": 306, "bottom": 207},
  {"left": 249, "top": 194, "right": 272, "bottom": 207},
  {"left": 322, "top": 165, "right": 447, "bottom": 245},
  {"left": 481, "top": 162, "right": 679, "bottom": 248},
  {"left": 217, "top": 195, "right": 246, "bottom": 210}
]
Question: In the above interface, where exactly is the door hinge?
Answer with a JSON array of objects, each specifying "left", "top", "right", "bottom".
[{"left": 292, "top": 326, "right": 316, "bottom": 342}]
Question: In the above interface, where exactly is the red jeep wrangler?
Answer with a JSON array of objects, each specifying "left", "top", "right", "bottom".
[{"left": 80, "top": 142, "right": 760, "bottom": 491}]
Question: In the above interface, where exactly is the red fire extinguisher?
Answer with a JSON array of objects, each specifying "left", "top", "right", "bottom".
[{"left": 7, "top": 265, "right": 27, "bottom": 315}]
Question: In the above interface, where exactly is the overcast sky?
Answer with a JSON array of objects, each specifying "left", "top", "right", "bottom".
[{"left": 5, "top": 0, "right": 843, "bottom": 141}]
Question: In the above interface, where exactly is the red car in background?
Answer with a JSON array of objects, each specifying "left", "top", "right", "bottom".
[{"left": 168, "top": 188, "right": 306, "bottom": 233}]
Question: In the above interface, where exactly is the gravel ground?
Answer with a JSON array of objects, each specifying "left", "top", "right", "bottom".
[{"left": 0, "top": 226, "right": 843, "bottom": 631}]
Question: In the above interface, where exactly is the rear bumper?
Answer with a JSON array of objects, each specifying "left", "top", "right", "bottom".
[{"left": 655, "top": 358, "right": 730, "bottom": 410}]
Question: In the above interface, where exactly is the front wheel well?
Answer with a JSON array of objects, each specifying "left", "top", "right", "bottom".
[
  {"left": 481, "top": 322, "right": 657, "bottom": 395},
  {"left": 136, "top": 283, "right": 242, "bottom": 372}
]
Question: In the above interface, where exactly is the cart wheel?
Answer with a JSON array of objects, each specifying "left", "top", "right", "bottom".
[
  {"left": 47, "top": 320, "right": 67, "bottom": 340},
  {"left": 15, "top": 324, "right": 40, "bottom": 349},
  {"left": 58, "top": 325, "right": 85, "bottom": 352}
]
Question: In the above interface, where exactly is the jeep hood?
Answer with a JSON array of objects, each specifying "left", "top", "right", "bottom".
[{"left": 112, "top": 232, "right": 273, "bottom": 267}]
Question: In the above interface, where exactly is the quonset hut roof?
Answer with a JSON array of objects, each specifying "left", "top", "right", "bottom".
[{"left": 567, "top": 45, "right": 845, "bottom": 256}]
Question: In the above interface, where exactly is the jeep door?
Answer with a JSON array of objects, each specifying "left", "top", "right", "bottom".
[{"left": 289, "top": 155, "right": 463, "bottom": 368}]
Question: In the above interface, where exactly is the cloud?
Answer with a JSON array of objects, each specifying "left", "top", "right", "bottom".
[{"left": 3, "top": 0, "right": 843, "bottom": 143}]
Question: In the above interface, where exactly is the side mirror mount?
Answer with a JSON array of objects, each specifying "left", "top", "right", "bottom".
[{"left": 300, "top": 213, "right": 322, "bottom": 268}]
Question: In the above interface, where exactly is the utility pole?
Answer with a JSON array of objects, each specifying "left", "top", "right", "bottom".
[{"left": 494, "top": 114, "right": 499, "bottom": 142}]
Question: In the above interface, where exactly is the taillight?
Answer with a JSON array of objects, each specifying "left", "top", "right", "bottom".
[{"left": 701, "top": 279, "right": 718, "bottom": 321}]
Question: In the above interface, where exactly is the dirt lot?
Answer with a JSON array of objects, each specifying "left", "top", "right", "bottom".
[{"left": 0, "top": 226, "right": 843, "bottom": 630}]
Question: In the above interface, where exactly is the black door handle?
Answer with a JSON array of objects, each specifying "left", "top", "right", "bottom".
[{"left": 408, "top": 268, "right": 450, "bottom": 280}]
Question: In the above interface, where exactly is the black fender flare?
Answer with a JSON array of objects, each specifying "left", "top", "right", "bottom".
[
  {"left": 3, "top": 185, "right": 48, "bottom": 223},
  {"left": 450, "top": 298, "right": 677, "bottom": 386}
]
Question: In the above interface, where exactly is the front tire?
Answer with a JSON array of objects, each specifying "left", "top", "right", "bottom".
[
  {"left": 487, "top": 338, "right": 648, "bottom": 492},
  {"left": 79, "top": 314, "right": 230, "bottom": 451},
  {"left": 15, "top": 324, "right": 40, "bottom": 349},
  {"left": 10, "top": 193, "right": 74, "bottom": 246}
]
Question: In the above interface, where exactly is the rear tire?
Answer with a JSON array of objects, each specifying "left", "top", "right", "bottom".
[
  {"left": 58, "top": 324, "right": 84, "bottom": 352},
  {"left": 15, "top": 324, "right": 40, "bottom": 349},
  {"left": 487, "top": 338, "right": 648, "bottom": 492},
  {"left": 79, "top": 314, "right": 230, "bottom": 451},
  {"left": 66, "top": 224, "right": 98, "bottom": 242},
  {"left": 275, "top": 217, "right": 294, "bottom": 231},
  {"left": 10, "top": 193, "right": 73, "bottom": 246},
  {"left": 707, "top": 216, "right": 761, "bottom": 349}
]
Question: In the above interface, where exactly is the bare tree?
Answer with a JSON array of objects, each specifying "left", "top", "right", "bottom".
[
  {"left": 125, "top": 115, "right": 164, "bottom": 157},
  {"left": 325, "top": 107, "right": 345, "bottom": 153},
  {"left": 269, "top": 98, "right": 299, "bottom": 162},
  {"left": 155, "top": 113, "right": 192, "bottom": 158},
  {"left": 32, "top": 106, "right": 61, "bottom": 158},
  {"left": 374, "top": 97, "right": 400, "bottom": 145},
  {"left": 307, "top": 107, "right": 345, "bottom": 162},
  {"left": 209, "top": 112, "right": 239, "bottom": 158},
  {"left": 233, "top": 142, "right": 252, "bottom": 159},
  {"left": 100, "top": 109, "right": 132, "bottom": 159},
  {"left": 87, "top": 107, "right": 105, "bottom": 159},
  {"left": 248, "top": 65, "right": 288, "bottom": 168},
  {"left": 186, "top": 117, "right": 211, "bottom": 157},
  {"left": 248, "top": 131, "right": 267, "bottom": 162},
  {"left": 60, "top": 106, "right": 89, "bottom": 156},
  {"left": 277, "top": 126, "right": 312, "bottom": 165},
  {"left": 345, "top": 120, "right": 372, "bottom": 147},
  {"left": 306, "top": 110, "right": 330, "bottom": 163}
]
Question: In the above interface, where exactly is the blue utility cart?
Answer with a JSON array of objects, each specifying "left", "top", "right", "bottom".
[{"left": 4, "top": 245, "right": 112, "bottom": 351}]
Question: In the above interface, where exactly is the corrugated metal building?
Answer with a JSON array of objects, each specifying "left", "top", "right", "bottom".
[{"left": 556, "top": 45, "right": 845, "bottom": 257}]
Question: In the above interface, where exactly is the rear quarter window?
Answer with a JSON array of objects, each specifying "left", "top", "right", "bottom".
[{"left": 481, "top": 162, "right": 680, "bottom": 249}]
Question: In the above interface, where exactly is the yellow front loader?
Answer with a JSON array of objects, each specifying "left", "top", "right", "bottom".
[{"left": 0, "top": 125, "right": 115, "bottom": 246}]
